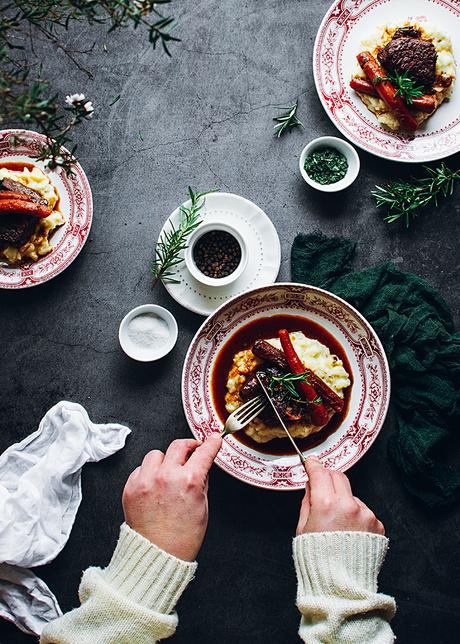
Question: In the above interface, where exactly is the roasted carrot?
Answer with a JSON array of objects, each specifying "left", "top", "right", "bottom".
[
  {"left": 0, "top": 192, "right": 33, "bottom": 201},
  {"left": 278, "top": 329, "right": 330, "bottom": 426},
  {"left": 356, "top": 51, "right": 418, "bottom": 131},
  {"left": 350, "top": 77, "right": 436, "bottom": 114},
  {"left": 0, "top": 199, "right": 52, "bottom": 218}
]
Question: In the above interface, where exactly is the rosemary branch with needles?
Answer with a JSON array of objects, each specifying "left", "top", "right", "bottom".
[
  {"left": 268, "top": 371, "right": 309, "bottom": 400},
  {"left": 372, "top": 163, "right": 460, "bottom": 226},
  {"left": 273, "top": 101, "right": 304, "bottom": 137},
  {"left": 151, "top": 187, "right": 218, "bottom": 288},
  {"left": 374, "top": 70, "right": 425, "bottom": 105}
]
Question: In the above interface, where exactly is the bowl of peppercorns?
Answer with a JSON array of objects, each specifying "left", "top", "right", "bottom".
[{"left": 185, "top": 222, "right": 248, "bottom": 287}]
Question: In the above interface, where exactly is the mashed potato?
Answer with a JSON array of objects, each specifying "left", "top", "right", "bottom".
[
  {"left": 0, "top": 165, "right": 65, "bottom": 264},
  {"left": 354, "top": 22, "right": 456, "bottom": 131},
  {"left": 225, "top": 331, "right": 351, "bottom": 444}
]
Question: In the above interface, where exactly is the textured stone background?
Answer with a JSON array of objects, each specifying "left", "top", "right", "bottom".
[{"left": 1, "top": 1, "right": 459, "bottom": 642}]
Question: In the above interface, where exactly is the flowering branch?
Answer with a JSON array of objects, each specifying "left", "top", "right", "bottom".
[{"left": 0, "top": 1, "right": 179, "bottom": 174}]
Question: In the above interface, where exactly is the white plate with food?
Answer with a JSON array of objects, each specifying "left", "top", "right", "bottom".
[
  {"left": 158, "top": 192, "right": 281, "bottom": 317},
  {"left": 313, "top": 0, "right": 459, "bottom": 162},
  {"left": 0, "top": 129, "right": 92, "bottom": 288},
  {"left": 182, "top": 283, "right": 390, "bottom": 490}
]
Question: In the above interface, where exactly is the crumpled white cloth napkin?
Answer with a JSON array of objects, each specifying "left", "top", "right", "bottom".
[{"left": 0, "top": 401, "right": 131, "bottom": 635}]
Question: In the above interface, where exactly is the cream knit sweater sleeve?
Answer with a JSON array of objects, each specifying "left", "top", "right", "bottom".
[
  {"left": 293, "top": 531, "right": 396, "bottom": 643},
  {"left": 40, "top": 523, "right": 197, "bottom": 644}
]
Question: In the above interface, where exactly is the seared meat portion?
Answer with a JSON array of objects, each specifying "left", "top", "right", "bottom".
[
  {"left": 240, "top": 374, "right": 260, "bottom": 401},
  {"left": 0, "top": 213, "right": 36, "bottom": 246},
  {"left": 0, "top": 178, "right": 48, "bottom": 205},
  {"left": 240, "top": 367, "right": 310, "bottom": 425},
  {"left": 378, "top": 36, "right": 437, "bottom": 87},
  {"left": 257, "top": 368, "right": 306, "bottom": 424},
  {"left": 252, "top": 339, "right": 288, "bottom": 370},
  {"left": 393, "top": 26, "right": 421, "bottom": 39}
]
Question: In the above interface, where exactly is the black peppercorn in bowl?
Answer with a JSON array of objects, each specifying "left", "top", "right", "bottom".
[{"left": 185, "top": 222, "right": 248, "bottom": 287}]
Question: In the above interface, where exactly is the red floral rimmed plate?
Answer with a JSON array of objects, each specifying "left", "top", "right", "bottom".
[
  {"left": 182, "top": 283, "right": 391, "bottom": 491},
  {"left": 0, "top": 129, "right": 93, "bottom": 289},
  {"left": 313, "top": 0, "right": 460, "bottom": 162}
]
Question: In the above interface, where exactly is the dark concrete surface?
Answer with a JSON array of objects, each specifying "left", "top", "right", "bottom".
[{"left": 1, "top": 1, "right": 459, "bottom": 642}]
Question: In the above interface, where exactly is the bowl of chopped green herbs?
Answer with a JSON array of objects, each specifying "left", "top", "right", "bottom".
[{"left": 299, "top": 136, "right": 360, "bottom": 192}]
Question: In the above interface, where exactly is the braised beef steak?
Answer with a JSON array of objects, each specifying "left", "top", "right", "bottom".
[
  {"left": 0, "top": 178, "right": 48, "bottom": 205},
  {"left": 378, "top": 36, "right": 437, "bottom": 86},
  {"left": 0, "top": 213, "right": 36, "bottom": 246},
  {"left": 393, "top": 26, "right": 421, "bottom": 39}
]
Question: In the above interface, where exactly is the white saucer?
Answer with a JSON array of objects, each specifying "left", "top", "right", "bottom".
[{"left": 158, "top": 192, "right": 281, "bottom": 316}]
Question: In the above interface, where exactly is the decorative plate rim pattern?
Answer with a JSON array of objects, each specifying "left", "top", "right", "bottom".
[
  {"left": 0, "top": 129, "right": 93, "bottom": 289},
  {"left": 182, "top": 283, "right": 391, "bottom": 491},
  {"left": 313, "top": 0, "right": 460, "bottom": 163}
]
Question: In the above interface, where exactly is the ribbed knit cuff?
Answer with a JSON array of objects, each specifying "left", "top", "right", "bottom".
[
  {"left": 101, "top": 523, "right": 197, "bottom": 614},
  {"left": 293, "top": 531, "right": 389, "bottom": 598}
]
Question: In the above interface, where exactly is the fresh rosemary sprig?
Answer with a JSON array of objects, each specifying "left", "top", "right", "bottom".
[
  {"left": 151, "top": 187, "right": 218, "bottom": 288},
  {"left": 390, "top": 70, "right": 425, "bottom": 105},
  {"left": 268, "top": 371, "right": 310, "bottom": 400},
  {"left": 372, "top": 163, "right": 460, "bottom": 226},
  {"left": 273, "top": 101, "right": 304, "bottom": 138},
  {"left": 373, "top": 70, "right": 424, "bottom": 105}
]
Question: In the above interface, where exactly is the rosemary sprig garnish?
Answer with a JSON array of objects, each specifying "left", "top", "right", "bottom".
[
  {"left": 273, "top": 101, "right": 304, "bottom": 137},
  {"left": 372, "top": 163, "right": 460, "bottom": 227},
  {"left": 151, "top": 187, "right": 218, "bottom": 288},
  {"left": 373, "top": 71, "right": 424, "bottom": 105},
  {"left": 268, "top": 371, "right": 310, "bottom": 400},
  {"left": 390, "top": 70, "right": 425, "bottom": 105}
]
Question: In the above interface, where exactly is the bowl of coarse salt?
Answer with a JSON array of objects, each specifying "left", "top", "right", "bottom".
[{"left": 119, "top": 304, "right": 178, "bottom": 362}]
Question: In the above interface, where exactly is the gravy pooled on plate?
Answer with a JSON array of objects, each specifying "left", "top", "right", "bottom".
[{"left": 212, "top": 315, "right": 353, "bottom": 456}]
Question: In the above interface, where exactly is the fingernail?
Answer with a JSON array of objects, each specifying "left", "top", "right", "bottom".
[{"left": 308, "top": 455, "right": 320, "bottom": 462}]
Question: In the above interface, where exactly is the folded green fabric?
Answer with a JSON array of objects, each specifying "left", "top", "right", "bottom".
[{"left": 292, "top": 232, "right": 460, "bottom": 509}]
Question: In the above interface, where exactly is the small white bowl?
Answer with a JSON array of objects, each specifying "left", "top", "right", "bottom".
[
  {"left": 299, "top": 136, "right": 360, "bottom": 192},
  {"left": 185, "top": 222, "right": 248, "bottom": 287},
  {"left": 119, "top": 304, "right": 178, "bottom": 362}
]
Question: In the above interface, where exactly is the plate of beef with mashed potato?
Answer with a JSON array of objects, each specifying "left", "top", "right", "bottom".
[
  {"left": 0, "top": 129, "right": 92, "bottom": 289},
  {"left": 182, "top": 283, "right": 390, "bottom": 490},
  {"left": 313, "top": 0, "right": 459, "bottom": 162}
]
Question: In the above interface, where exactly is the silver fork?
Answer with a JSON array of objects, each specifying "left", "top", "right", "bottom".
[{"left": 221, "top": 395, "right": 267, "bottom": 438}]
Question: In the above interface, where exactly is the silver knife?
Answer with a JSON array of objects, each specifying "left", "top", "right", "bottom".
[{"left": 256, "top": 372, "right": 308, "bottom": 475}]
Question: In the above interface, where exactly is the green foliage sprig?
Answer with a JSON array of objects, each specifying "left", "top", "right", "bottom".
[
  {"left": 1, "top": 1, "right": 179, "bottom": 173},
  {"left": 374, "top": 70, "right": 425, "bottom": 105},
  {"left": 151, "top": 187, "right": 218, "bottom": 288},
  {"left": 390, "top": 70, "right": 425, "bottom": 105},
  {"left": 268, "top": 371, "right": 309, "bottom": 400},
  {"left": 273, "top": 101, "right": 304, "bottom": 137},
  {"left": 372, "top": 163, "right": 460, "bottom": 226}
]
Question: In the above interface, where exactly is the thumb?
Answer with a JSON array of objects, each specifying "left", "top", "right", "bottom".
[{"left": 296, "top": 482, "right": 311, "bottom": 535}]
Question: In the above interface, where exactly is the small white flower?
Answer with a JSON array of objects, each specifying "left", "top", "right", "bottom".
[
  {"left": 83, "top": 101, "right": 94, "bottom": 117},
  {"left": 65, "top": 93, "right": 86, "bottom": 106}
]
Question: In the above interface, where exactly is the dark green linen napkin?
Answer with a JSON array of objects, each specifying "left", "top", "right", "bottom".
[{"left": 292, "top": 232, "right": 460, "bottom": 509}]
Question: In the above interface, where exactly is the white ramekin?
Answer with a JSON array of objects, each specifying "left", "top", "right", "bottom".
[
  {"left": 119, "top": 304, "right": 178, "bottom": 362},
  {"left": 185, "top": 222, "right": 248, "bottom": 287},
  {"left": 299, "top": 136, "right": 360, "bottom": 192}
]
